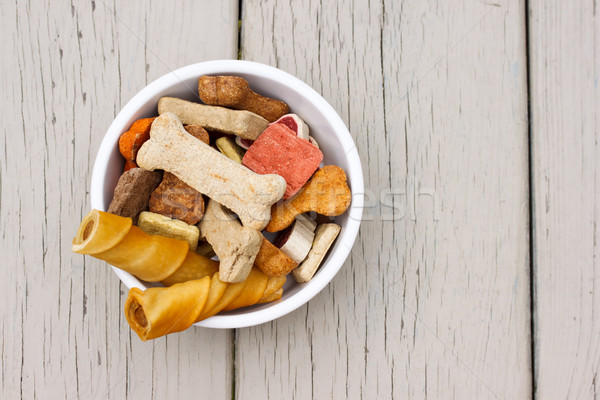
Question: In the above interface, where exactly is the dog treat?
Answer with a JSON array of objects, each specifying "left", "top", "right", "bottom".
[
  {"left": 119, "top": 117, "right": 156, "bottom": 167},
  {"left": 242, "top": 124, "right": 323, "bottom": 199},
  {"left": 215, "top": 136, "right": 245, "bottom": 163},
  {"left": 272, "top": 114, "right": 310, "bottom": 140},
  {"left": 292, "top": 223, "right": 341, "bottom": 283},
  {"left": 158, "top": 97, "right": 268, "bottom": 140},
  {"left": 137, "top": 112, "right": 286, "bottom": 230},
  {"left": 274, "top": 215, "right": 317, "bottom": 264},
  {"left": 149, "top": 172, "right": 205, "bottom": 225},
  {"left": 198, "top": 75, "right": 289, "bottom": 122},
  {"left": 184, "top": 124, "right": 210, "bottom": 145},
  {"left": 272, "top": 113, "right": 320, "bottom": 148},
  {"left": 123, "top": 160, "right": 137, "bottom": 172},
  {"left": 235, "top": 136, "right": 253, "bottom": 150},
  {"left": 253, "top": 237, "right": 298, "bottom": 277},
  {"left": 195, "top": 240, "right": 216, "bottom": 258},
  {"left": 137, "top": 211, "right": 199, "bottom": 251},
  {"left": 74, "top": 73, "right": 360, "bottom": 340},
  {"left": 72, "top": 209, "right": 217, "bottom": 282},
  {"left": 107, "top": 168, "right": 162, "bottom": 224},
  {"left": 125, "top": 267, "right": 287, "bottom": 340},
  {"left": 266, "top": 165, "right": 351, "bottom": 232},
  {"left": 256, "top": 288, "right": 283, "bottom": 304},
  {"left": 199, "top": 200, "right": 262, "bottom": 283}
]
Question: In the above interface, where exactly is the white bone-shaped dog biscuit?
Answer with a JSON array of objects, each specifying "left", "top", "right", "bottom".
[
  {"left": 199, "top": 200, "right": 262, "bottom": 283},
  {"left": 137, "top": 113, "right": 286, "bottom": 230}
]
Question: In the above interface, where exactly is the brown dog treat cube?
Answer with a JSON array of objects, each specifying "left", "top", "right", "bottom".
[
  {"left": 107, "top": 168, "right": 163, "bottom": 224},
  {"left": 198, "top": 75, "right": 289, "bottom": 122},
  {"left": 149, "top": 172, "right": 205, "bottom": 225},
  {"left": 242, "top": 123, "right": 323, "bottom": 199}
]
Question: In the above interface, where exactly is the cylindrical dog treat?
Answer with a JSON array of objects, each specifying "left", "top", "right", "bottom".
[
  {"left": 72, "top": 209, "right": 217, "bottom": 282},
  {"left": 124, "top": 267, "right": 286, "bottom": 341},
  {"left": 274, "top": 215, "right": 317, "bottom": 264}
]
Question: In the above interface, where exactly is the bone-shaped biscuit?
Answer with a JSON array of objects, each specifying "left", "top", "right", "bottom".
[
  {"left": 266, "top": 165, "right": 351, "bottom": 232},
  {"left": 198, "top": 75, "right": 289, "bottom": 122},
  {"left": 158, "top": 97, "right": 268, "bottom": 140},
  {"left": 199, "top": 200, "right": 262, "bottom": 283},
  {"left": 137, "top": 112, "right": 286, "bottom": 230}
]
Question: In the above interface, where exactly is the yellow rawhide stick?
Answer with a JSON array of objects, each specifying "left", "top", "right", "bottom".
[
  {"left": 125, "top": 268, "right": 286, "bottom": 341},
  {"left": 125, "top": 277, "right": 211, "bottom": 340},
  {"left": 72, "top": 209, "right": 218, "bottom": 282}
]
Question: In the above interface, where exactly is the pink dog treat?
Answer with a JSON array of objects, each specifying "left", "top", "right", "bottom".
[
  {"left": 242, "top": 124, "right": 323, "bottom": 199},
  {"left": 272, "top": 114, "right": 310, "bottom": 140}
]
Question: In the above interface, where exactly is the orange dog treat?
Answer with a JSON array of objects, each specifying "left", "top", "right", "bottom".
[
  {"left": 123, "top": 159, "right": 137, "bottom": 172},
  {"left": 119, "top": 117, "right": 156, "bottom": 165},
  {"left": 266, "top": 165, "right": 351, "bottom": 232},
  {"left": 198, "top": 75, "right": 289, "bottom": 122},
  {"left": 253, "top": 238, "right": 298, "bottom": 277}
]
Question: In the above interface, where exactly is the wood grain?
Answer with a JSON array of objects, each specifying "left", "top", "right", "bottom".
[
  {"left": 239, "top": 0, "right": 531, "bottom": 398},
  {"left": 529, "top": 1, "right": 600, "bottom": 398},
  {"left": 0, "top": 1, "right": 237, "bottom": 398}
]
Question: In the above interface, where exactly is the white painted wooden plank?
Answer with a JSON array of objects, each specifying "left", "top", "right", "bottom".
[
  {"left": 238, "top": 0, "right": 531, "bottom": 398},
  {"left": 0, "top": 1, "right": 237, "bottom": 398},
  {"left": 529, "top": 1, "right": 600, "bottom": 398}
]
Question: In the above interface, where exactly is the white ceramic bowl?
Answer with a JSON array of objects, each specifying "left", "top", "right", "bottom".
[{"left": 90, "top": 60, "right": 363, "bottom": 329}]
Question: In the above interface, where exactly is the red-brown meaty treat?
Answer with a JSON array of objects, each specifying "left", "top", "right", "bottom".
[{"left": 149, "top": 172, "right": 205, "bottom": 225}]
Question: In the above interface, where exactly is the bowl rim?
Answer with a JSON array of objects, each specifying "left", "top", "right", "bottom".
[{"left": 90, "top": 60, "right": 364, "bottom": 329}]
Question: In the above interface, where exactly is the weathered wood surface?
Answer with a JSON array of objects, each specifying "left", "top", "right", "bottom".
[
  {"left": 529, "top": 1, "right": 600, "bottom": 399},
  {"left": 238, "top": 0, "right": 531, "bottom": 399},
  {"left": 0, "top": 1, "right": 237, "bottom": 398},
  {"left": 4, "top": 0, "right": 600, "bottom": 399}
]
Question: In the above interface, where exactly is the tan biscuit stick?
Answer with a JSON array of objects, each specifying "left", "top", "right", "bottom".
[
  {"left": 266, "top": 165, "right": 351, "bottom": 232},
  {"left": 198, "top": 75, "right": 289, "bottom": 122},
  {"left": 158, "top": 97, "right": 268, "bottom": 140},
  {"left": 199, "top": 200, "right": 262, "bottom": 283},
  {"left": 293, "top": 223, "right": 341, "bottom": 283},
  {"left": 137, "top": 112, "right": 286, "bottom": 230}
]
